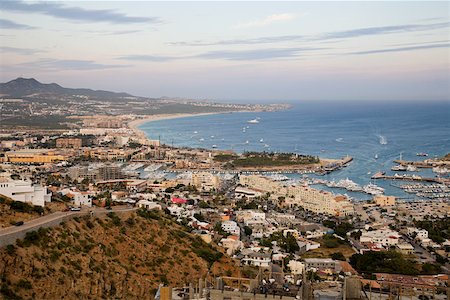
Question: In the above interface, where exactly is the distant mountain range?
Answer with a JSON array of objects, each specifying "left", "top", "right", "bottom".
[{"left": 0, "top": 77, "right": 134, "bottom": 100}]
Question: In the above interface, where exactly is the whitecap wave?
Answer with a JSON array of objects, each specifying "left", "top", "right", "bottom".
[{"left": 377, "top": 134, "right": 387, "bottom": 145}]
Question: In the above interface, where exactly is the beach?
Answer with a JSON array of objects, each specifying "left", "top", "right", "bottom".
[{"left": 127, "top": 112, "right": 229, "bottom": 140}]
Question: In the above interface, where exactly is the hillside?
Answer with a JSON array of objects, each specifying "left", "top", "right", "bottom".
[
  {"left": 0, "top": 77, "right": 134, "bottom": 100},
  {"left": 0, "top": 195, "right": 65, "bottom": 228},
  {"left": 0, "top": 209, "right": 238, "bottom": 299}
]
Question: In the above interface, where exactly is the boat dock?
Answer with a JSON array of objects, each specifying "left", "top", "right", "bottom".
[{"left": 371, "top": 172, "right": 448, "bottom": 184}]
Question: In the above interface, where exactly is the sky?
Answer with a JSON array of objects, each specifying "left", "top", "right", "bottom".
[{"left": 0, "top": 1, "right": 449, "bottom": 101}]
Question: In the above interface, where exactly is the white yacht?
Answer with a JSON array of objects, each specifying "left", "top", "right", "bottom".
[
  {"left": 247, "top": 119, "right": 259, "bottom": 124},
  {"left": 363, "top": 183, "right": 385, "bottom": 195}
]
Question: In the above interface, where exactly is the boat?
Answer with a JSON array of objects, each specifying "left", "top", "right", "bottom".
[
  {"left": 335, "top": 178, "right": 363, "bottom": 192},
  {"left": 433, "top": 167, "right": 449, "bottom": 174},
  {"left": 260, "top": 138, "right": 264, "bottom": 143},
  {"left": 247, "top": 119, "right": 259, "bottom": 124},
  {"left": 264, "top": 144, "right": 270, "bottom": 148},
  {"left": 363, "top": 183, "right": 385, "bottom": 195},
  {"left": 374, "top": 154, "right": 379, "bottom": 159},
  {"left": 406, "top": 165, "right": 418, "bottom": 172},
  {"left": 193, "top": 131, "right": 198, "bottom": 134},
  {"left": 245, "top": 140, "right": 249, "bottom": 144},
  {"left": 199, "top": 138, "right": 205, "bottom": 142},
  {"left": 391, "top": 164, "right": 407, "bottom": 171},
  {"left": 212, "top": 145, "right": 217, "bottom": 148},
  {"left": 416, "top": 152, "right": 428, "bottom": 157}
]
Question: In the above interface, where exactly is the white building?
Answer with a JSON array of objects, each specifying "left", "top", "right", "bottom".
[
  {"left": 288, "top": 260, "right": 305, "bottom": 275},
  {"left": 0, "top": 179, "right": 51, "bottom": 207},
  {"left": 241, "top": 252, "right": 271, "bottom": 267},
  {"left": 72, "top": 191, "right": 92, "bottom": 207},
  {"left": 137, "top": 200, "right": 161, "bottom": 210},
  {"left": 221, "top": 220, "right": 240, "bottom": 236},
  {"left": 407, "top": 227, "right": 429, "bottom": 240},
  {"left": 236, "top": 210, "right": 266, "bottom": 225},
  {"left": 360, "top": 228, "right": 400, "bottom": 247}
]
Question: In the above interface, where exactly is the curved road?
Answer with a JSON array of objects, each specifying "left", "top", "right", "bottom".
[{"left": 0, "top": 206, "right": 137, "bottom": 247}]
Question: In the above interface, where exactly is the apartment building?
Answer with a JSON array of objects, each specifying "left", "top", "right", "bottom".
[
  {"left": 56, "top": 138, "right": 82, "bottom": 148},
  {"left": 191, "top": 172, "right": 220, "bottom": 192}
]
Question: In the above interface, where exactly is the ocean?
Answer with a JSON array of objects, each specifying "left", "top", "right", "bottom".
[{"left": 139, "top": 101, "right": 450, "bottom": 200}]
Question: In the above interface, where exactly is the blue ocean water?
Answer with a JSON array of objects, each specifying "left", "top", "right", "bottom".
[{"left": 139, "top": 101, "right": 450, "bottom": 200}]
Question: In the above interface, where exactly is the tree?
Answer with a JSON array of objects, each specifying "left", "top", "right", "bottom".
[
  {"left": 243, "top": 226, "right": 253, "bottom": 236},
  {"left": 331, "top": 252, "right": 346, "bottom": 261}
]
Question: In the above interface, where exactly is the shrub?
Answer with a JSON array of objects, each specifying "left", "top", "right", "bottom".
[
  {"left": 16, "top": 279, "right": 32, "bottom": 290},
  {"left": 5, "top": 244, "right": 16, "bottom": 255}
]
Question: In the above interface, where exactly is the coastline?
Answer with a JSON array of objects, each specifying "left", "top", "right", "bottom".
[{"left": 127, "top": 111, "right": 235, "bottom": 140}]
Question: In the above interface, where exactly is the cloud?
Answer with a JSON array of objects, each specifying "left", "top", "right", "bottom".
[
  {"left": 0, "top": 18, "right": 36, "bottom": 29},
  {"left": 320, "top": 22, "right": 450, "bottom": 40},
  {"left": 0, "top": 0, "right": 160, "bottom": 24},
  {"left": 119, "top": 47, "right": 325, "bottom": 62},
  {"left": 0, "top": 46, "right": 43, "bottom": 55},
  {"left": 171, "top": 21, "right": 450, "bottom": 46},
  {"left": 119, "top": 54, "right": 177, "bottom": 62},
  {"left": 17, "top": 59, "right": 129, "bottom": 71},
  {"left": 234, "top": 13, "right": 296, "bottom": 29},
  {"left": 350, "top": 43, "right": 450, "bottom": 55},
  {"left": 196, "top": 47, "right": 321, "bottom": 60}
]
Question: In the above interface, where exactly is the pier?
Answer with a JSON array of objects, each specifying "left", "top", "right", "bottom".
[{"left": 371, "top": 172, "right": 448, "bottom": 184}]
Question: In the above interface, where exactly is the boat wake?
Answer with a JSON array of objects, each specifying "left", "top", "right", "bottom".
[
  {"left": 377, "top": 134, "right": 388, "bottom": 145},
  {"left": 335, "top": 137, "right": 344, "bottom": 142}
]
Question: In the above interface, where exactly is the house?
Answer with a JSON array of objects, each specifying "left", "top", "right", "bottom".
[
  {"left": 0, "top": 179, "right": 51, "bottom": 207},
  {"left": 288, "top": 260, "right": 305, "bottom": 275},
  {"left": 241, "top": 252, "right": 271, "bottom": 267},
  {"left": 71, "top": 191, "right": 92, "bottom": 207},
  {"left": 137, "top": 200, "right": 161, "bottom": 210},
  {"left": 360, "top": 228, "right": 400, "bottom": 247},
  {"left": 221, "top": 220, "right": 240, "bottom": 236},
  {"left": 397, "top": 243, "right": 415, "bottom": 255},
  {"left": 220, "top": 236, "right": 244, "bottom": 255},
  {"left": 304, "top": 258, "right": 342, "bottom": 273}
]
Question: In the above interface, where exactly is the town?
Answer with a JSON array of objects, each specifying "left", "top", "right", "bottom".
[{"left": 1, "top": 113, "right": 449, "bottom": 299}]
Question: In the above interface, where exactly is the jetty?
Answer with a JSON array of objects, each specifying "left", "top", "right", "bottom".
[{"left": 371, "top": 172, "right": 449, "bottom": 184}]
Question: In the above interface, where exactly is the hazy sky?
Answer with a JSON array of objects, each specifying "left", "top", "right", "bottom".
[{"left": 0, "top": 1, "right": 449, "bottom": 101}]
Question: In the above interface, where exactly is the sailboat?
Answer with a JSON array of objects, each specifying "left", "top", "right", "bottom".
[{"left": 374, "top": 154, "right": 379, "bottom": 159}]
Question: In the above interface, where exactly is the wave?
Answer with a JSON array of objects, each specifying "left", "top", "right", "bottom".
[{"left": 377, "top": 134, "right": 388, "bottom": 145}]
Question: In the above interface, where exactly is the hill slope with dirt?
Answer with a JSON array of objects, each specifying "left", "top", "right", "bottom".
[{"left": 0, "top": 209, "right": 237, "bottom": 299}]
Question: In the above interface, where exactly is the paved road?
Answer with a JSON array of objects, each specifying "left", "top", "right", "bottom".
[{"left": 0, "top": 206, "right": 137, "bottom": 239}]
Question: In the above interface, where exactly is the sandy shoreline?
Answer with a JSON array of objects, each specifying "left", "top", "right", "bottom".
[{"left": 127, "top": 112, "right": 231, "bottom": 140}]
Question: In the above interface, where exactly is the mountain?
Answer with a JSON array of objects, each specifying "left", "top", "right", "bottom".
[{"left": 0, "top": 77, "right": 134, "bottom": 100}]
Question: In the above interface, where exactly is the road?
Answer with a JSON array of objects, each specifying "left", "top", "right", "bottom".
[{"left": 0, "top": 206, "right": 137, "bottom": 247}]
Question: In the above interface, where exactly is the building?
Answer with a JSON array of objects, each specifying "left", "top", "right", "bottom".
[
  {"left": 69, "top": 191, "right": 92, "bottom": 207},
  {"left": 397, "top": 243, "right": 415, "bottom": 255},
  {"left": 3, "top": 149, "right": 66, "bottom": 164},
  {"left": 236, "top": 210, "right": 266, "bottom": 226},
  {"left": 374, "top": 195, "right": 396, "bottom": 206},
  {"left": 304, "top": 258, "right": 342, "bottom": 272},
  {"left": 407, "top": 227, "right": 429, "bottom": 240},
  {"left": 234, "top": 186, "right": 263, "bottom": 199},
  {"left": 239, "top": 175, "right": 354, "bottom": 217},
  {"left": 241, "top": 252, "right": 271, "bottom": 267},
  {"left": 191, "top": 172, "right": 220, "bottom": 192},
  {"left": 137, "top": 200, "right": 161, "bottom": 210},
  {"left": 221, "top": 220, "right": 240, "bottom": 236},
  {"left": 220, "top": 237, "right": 244, "bottom": 255},
  {"left": 56, "top": 138, "right": 82, "bottom": 148},
  {"left": 0, "top": 179, "right": 51, "bottom": 207},
  {"left": 360, "top": 228, "right": 400, "bottom": 247}
]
